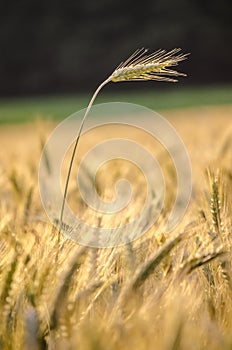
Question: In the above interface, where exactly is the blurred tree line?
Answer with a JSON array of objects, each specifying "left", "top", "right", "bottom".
[{"left": 0, "top": 0, "right": 231, "bottom": 96}]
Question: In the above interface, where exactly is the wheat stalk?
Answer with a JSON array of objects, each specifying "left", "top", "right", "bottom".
[{"left": 59, "top": 48, "right": 188, "bottom": 232}]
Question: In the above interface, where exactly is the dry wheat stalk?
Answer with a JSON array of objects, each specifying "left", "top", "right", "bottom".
[{"left": 59, "top": 48, "right": 188, "bottom": 231}]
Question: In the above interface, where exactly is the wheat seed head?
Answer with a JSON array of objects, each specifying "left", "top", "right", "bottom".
[{"left": 110, "top": 48, "right": 188, "bottom": 83}]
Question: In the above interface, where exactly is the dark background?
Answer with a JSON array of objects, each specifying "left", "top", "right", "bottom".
[{"left": 0, "top": 0, "right": 231, "bottom": 96}]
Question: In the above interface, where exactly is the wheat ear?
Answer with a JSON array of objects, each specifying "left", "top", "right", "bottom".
[{"left": 59, "top": 48, "right": 188, "bottom": 231}]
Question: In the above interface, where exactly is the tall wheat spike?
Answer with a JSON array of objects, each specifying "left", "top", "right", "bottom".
[{"left": 59, "top": 48, "right": 188, "bottom": 230}]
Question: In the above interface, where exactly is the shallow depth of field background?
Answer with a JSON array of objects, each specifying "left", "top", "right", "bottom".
[{"left": 0, "top": 1, "right": 232, "bottom": 349}]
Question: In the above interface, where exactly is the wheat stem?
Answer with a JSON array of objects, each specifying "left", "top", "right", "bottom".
[{"left": 59, "top": 78, "right": 111, "bottom": 232}]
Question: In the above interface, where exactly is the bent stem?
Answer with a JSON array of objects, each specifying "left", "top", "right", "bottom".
[{"left": 59, "top": 78, "right": 111, "bottom": 234}]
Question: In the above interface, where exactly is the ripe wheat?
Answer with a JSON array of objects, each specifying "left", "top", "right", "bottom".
[
  {"left": 59, "top": 48, "right": 188, "bottom": 230},
  {"left": 110, "top": 48, "right": 187, "bottom": 82}
]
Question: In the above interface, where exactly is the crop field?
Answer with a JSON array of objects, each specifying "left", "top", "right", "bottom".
[{"left": 0, "top": 93, "right": 232, "bottom": 349}]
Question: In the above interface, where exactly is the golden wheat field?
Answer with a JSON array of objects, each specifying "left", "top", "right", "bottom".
[{"left": 0, "top": 104, "right": 232, "bottom": 350}]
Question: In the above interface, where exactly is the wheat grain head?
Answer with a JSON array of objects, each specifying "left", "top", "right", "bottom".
[{"left": 110, "top": 48, "right": 188, "bottom": 83}]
